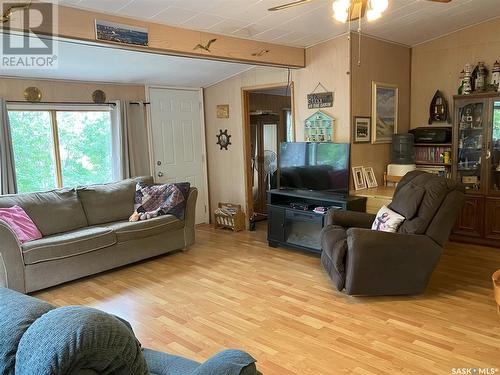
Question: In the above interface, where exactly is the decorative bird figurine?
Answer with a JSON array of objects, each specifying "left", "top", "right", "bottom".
[
  {"left": 1, "top": 1, "right": 32, "bottom": 23},
  {"left": 194, "top": 38, "right": 217, "bottom": 53}
]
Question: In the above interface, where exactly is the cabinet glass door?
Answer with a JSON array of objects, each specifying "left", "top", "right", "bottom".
[
  {"left": 489, "top": 100, "right": 500, "bottom": 193},
  {"left": 456, "top": 101, "right": 486, "bottom": 192}
]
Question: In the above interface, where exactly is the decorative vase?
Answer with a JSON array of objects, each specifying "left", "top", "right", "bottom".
[{"left": 493, "top": 269, "right": 500, "bottom": 316}]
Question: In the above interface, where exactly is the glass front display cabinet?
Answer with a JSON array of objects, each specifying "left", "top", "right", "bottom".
[{"left": 452, "top": 94, "right": 500, "bottom": 246}]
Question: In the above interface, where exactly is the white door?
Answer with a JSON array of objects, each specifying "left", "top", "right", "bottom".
[{"left": 148, "top": 87, "right": 208, "bottom": 224}]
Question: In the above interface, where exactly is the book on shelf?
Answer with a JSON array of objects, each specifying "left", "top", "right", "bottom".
[{"left": 415, "top": 145, "right": 452, "bottom": 164}]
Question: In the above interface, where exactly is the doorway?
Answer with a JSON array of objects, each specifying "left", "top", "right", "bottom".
[
  {"left": 242, "top": 83, "right": 295, "bottom": 222},
  {"left": 148, "top": 87, "right": 209, "bottom": 224}
]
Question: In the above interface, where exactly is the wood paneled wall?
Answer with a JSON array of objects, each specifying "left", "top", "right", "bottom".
[
  {"left": 204, "top": 36, "right": 350, "bottom": 219},
  {"left": 411, "top": 17, "right": 500, "bottom": 128},
  {"left": 350, "top": 34, "right": 412, "bottom": 189},
  {"left": 0, "top": 76, "right": 146, "bottom": 102}
]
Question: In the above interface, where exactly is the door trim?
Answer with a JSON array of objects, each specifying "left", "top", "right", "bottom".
[
  {"left": 145, "top": 85, "right": 210, "bottom": 224},
  {"left": 241, "top": 82, "right": 295, "bottom": 222}
]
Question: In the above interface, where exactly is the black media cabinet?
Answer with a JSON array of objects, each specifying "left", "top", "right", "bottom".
[{"left": 267, "top": 189, "right": 367, "bottom": 254}]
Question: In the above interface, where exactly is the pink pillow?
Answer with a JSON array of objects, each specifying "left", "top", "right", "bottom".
[{"left": 0, "top": 206, "right": 42, "bottom": 244}]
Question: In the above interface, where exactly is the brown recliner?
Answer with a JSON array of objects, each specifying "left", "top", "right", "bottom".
[{"left": 321, "top": 171, "right": 465, "bottom": 296}]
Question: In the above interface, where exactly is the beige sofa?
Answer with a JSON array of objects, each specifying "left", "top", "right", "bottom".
[{"left": 0, "top": 177, "right": 198, "bottom": 293}]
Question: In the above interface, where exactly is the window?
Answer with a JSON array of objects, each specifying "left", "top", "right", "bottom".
[{"left": 8, "top": 106, "right": 114, "bottom": 193}]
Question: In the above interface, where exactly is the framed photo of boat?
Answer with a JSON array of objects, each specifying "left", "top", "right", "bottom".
[
  {"left": 95, "top": 20, "right": 149, "bottom": 47},
  {"left": 371, "top": 82, "right": 398, "bottom": 144}
]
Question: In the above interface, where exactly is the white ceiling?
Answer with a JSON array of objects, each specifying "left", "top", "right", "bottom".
[
  {"left": 57, "top": 0, "right": 500, "bottom": 47},
  {"left": 0, "top": 35, "right": 254, "bottom": 87}
]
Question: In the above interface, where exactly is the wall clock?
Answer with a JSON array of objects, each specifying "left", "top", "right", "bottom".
[{"left": 216, "top": 129, "right": 231, "bottom": 150}]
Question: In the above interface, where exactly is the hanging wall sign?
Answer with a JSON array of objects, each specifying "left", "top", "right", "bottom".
[
  {"left": 307, "top": 82, "right": 334, "bottom": 109},
  {"left": 307, "top": 92, "right": 334, "bottom": 109}
]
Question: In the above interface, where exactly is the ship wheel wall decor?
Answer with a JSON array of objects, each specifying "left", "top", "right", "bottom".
[{"left": 216, "top": 129, "right": 232, "bottom": 150}]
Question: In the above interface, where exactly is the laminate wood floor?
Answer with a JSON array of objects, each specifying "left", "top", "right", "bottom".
[{"left": 35, "top": 223, "right": 500, "bottom": 374}]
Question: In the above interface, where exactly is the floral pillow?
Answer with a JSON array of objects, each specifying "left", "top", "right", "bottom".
[
  {"left": 129, "top": 182, "right": 191, "bottom": 222},
  {"left": 0, "top": 205, "right": 42, "bottom": 243},
  {"left": 371, "top": 205, "right": 405, "bottom": 233}
]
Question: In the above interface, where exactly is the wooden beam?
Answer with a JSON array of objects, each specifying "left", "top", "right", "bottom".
[{"left": 4, "top": 4, "right": 305, "bottom": 68}]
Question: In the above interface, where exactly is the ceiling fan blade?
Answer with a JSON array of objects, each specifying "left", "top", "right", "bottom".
[
  {"left": 268, "top": 0, "right": 315, "bottom": 12},
  {"left": 427, "top": 0, "right": 452, "bottom": 3}
]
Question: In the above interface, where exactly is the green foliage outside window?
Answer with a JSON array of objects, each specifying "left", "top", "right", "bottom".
[{"left": 8, "top": 110, "right": 113, "bottom": 193}]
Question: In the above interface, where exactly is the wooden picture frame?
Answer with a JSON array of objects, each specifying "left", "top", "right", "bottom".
[
  {"left": 353, "top": 116, "right": 371, "bottom": 143},
  {"left": 371, "top": 82, "right": 398, "bottom": 144},
  {"left": 217, "top": 104, "right": 229, "bottom": 119},
  {"left": 363, "top": 167, "right": 378, "bottom": 188},
  {"left": 352, "top": 166, "right": 367, "bottom": 191}
]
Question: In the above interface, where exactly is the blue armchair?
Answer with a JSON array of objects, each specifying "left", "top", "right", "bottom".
[{"left": 0, "top": 288, "right": 259, "bottom": 375}]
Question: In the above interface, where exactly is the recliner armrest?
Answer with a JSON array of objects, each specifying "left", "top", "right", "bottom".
[
  {"left": 325, "top": 210, "right": 375, "bottom": 228},
  {"left": 0, "top": 219, "right": 25, "bottom": 292},
  {"left": 345, "top": 228, "right": 442, "bottom": 296}
]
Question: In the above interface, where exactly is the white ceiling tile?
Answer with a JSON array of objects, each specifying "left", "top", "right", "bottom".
[
  {"left": 151, "top": 7, "right": 199, "bottom": 26},
  {"left": 181, "top": 14, "right": 226, "bottom": 30},
  {"left": 76, "top": 0, "right": 132, "bottom": 13},
  {"left": 59, "top": 0, "right": 500, "bottom": 47},
  {"left": 116, "top": 0, "right": 175, "bottom": 19},
  {"left": 207, "top": 18, "right": 249, "bottom": 34}
]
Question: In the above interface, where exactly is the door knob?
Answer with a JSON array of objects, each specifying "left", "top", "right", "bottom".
[
  {"left": 157, "top": 161, "right": 162, "bottom": 166},
  {"left": 158, "top": 172, "right": 164, "bottom": 178}
]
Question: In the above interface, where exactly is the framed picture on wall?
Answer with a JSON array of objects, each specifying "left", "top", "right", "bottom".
[
  {"left": 352, "top": 166, "right": 367, "bottom": 191},
  {"left": 353, "top": 116, "right": 371, "bottom": 143},
  {"left": 371, "top": 82, "right": 398, "bottom": 144}
]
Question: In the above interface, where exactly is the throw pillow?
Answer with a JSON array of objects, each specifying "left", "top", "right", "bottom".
[
  {"left": 371, "top": 205, "right": 405, "bottom": 233},
  {"left": 389, "top": 181, "right": 426, "bottom": 219},
  {"left": 0, "top": 205, "right": 42, "bottom": 243},
  {"left": 130, "top": 182, "right": 191, "bottom": 221}
]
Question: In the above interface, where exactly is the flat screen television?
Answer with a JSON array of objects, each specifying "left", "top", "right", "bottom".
[{"left": 279, "top": 142, "right": 350, "bottom": 194}]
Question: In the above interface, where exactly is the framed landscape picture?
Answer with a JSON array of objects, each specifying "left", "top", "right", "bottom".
[
  {"left": 371, "top": 82, "right": 398, "bottom": 144},
  {"left": 353, "top": 116, "right": 371, "bottom": 143},
  {"left": 95, "top": 20, "right": 149, "bottom": 47}
]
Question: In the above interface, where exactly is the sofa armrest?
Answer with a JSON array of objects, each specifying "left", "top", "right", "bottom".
[
  {"left": 325, "top": 209, "right": 375, "bottom": 229},
  {"left": 345, "top": 228, "right": 442, "bottom": 296},
  {"left": 184, "top": 187, "right": 198, "bottom": 248},
  {"left": 0, "top": 219, "right": 25, "bottom": 292}
]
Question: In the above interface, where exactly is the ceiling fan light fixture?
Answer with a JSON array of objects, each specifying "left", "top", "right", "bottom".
[
  {"left": 332, "top": 0, "right": 351, "bottom": 23},
  {"left": 370, "top": 0, "right": 388, "bottom": 12},
  {"left": 366, "top": 8, "right": 381, "bottom": 21}
]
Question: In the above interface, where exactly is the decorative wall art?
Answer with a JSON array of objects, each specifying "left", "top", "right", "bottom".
[
  {"left": 352, "top": 166, "right": 367, "bottom": 191},
  {"left": 372, "top": 82, "right": 398, "bottom": 144},
  {"left": 304, "top": 111, "right": 334, "bottom": 142},
  {"left": 194, "top": 39, "right": 217, "bottom": 53},
  {"left": 428, "top": 90, "right": 449, "bottom": 124},
  {"left": 307, "top": 82, "right": 334, "bottom": 109},
  {"left": 216, "top": 104, "right": 229, "bottom": 119},
  {"left": 216, "top": 129, "right": 231, "bottom": 150},
  {"left": 24, "top": 87, "right": 42, "bottom": 102},
  {"left": 92, "top": 90, "right": 106, "bottom": 104},
  {"left": 363, "top": 167, "right": 378, "bottom": 188},
  {"left": 95, "top": 20, "right": 148, "bottom": 47},
  {"left": 353, "top": 117, "right": 371, "bottom": 143}
]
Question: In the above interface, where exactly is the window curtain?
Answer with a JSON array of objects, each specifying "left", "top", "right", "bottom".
[
  {"left": 0, "top": 98, "right": 17, "bottom": 195},
  {"left": 110, "top": 100, "right": 151, "bottom": 180}
]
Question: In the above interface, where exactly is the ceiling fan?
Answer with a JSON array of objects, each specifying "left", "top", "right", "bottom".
[{"left": 269, "top": 0, "right": 452, "bottom": 22}]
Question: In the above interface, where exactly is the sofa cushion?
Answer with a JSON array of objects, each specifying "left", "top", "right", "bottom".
[
  {"left": 104, "top": 215, "right": 184, "bottom": 243},
  {"left": 389, "top": 181, "right": 425, "bottom": 219},
  {"left": 77, "top": 176, "right": 153, "bottom": 226},
  {"left": 0, "top": 189, "right": 88, "bottom": 236},
  {"left": 21, "top": 227, "right": 116, "bottom": 265}
]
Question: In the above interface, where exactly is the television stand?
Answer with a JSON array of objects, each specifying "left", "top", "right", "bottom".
[{"left": 267, "top": 189, "right": 366, "bottom": 254}]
